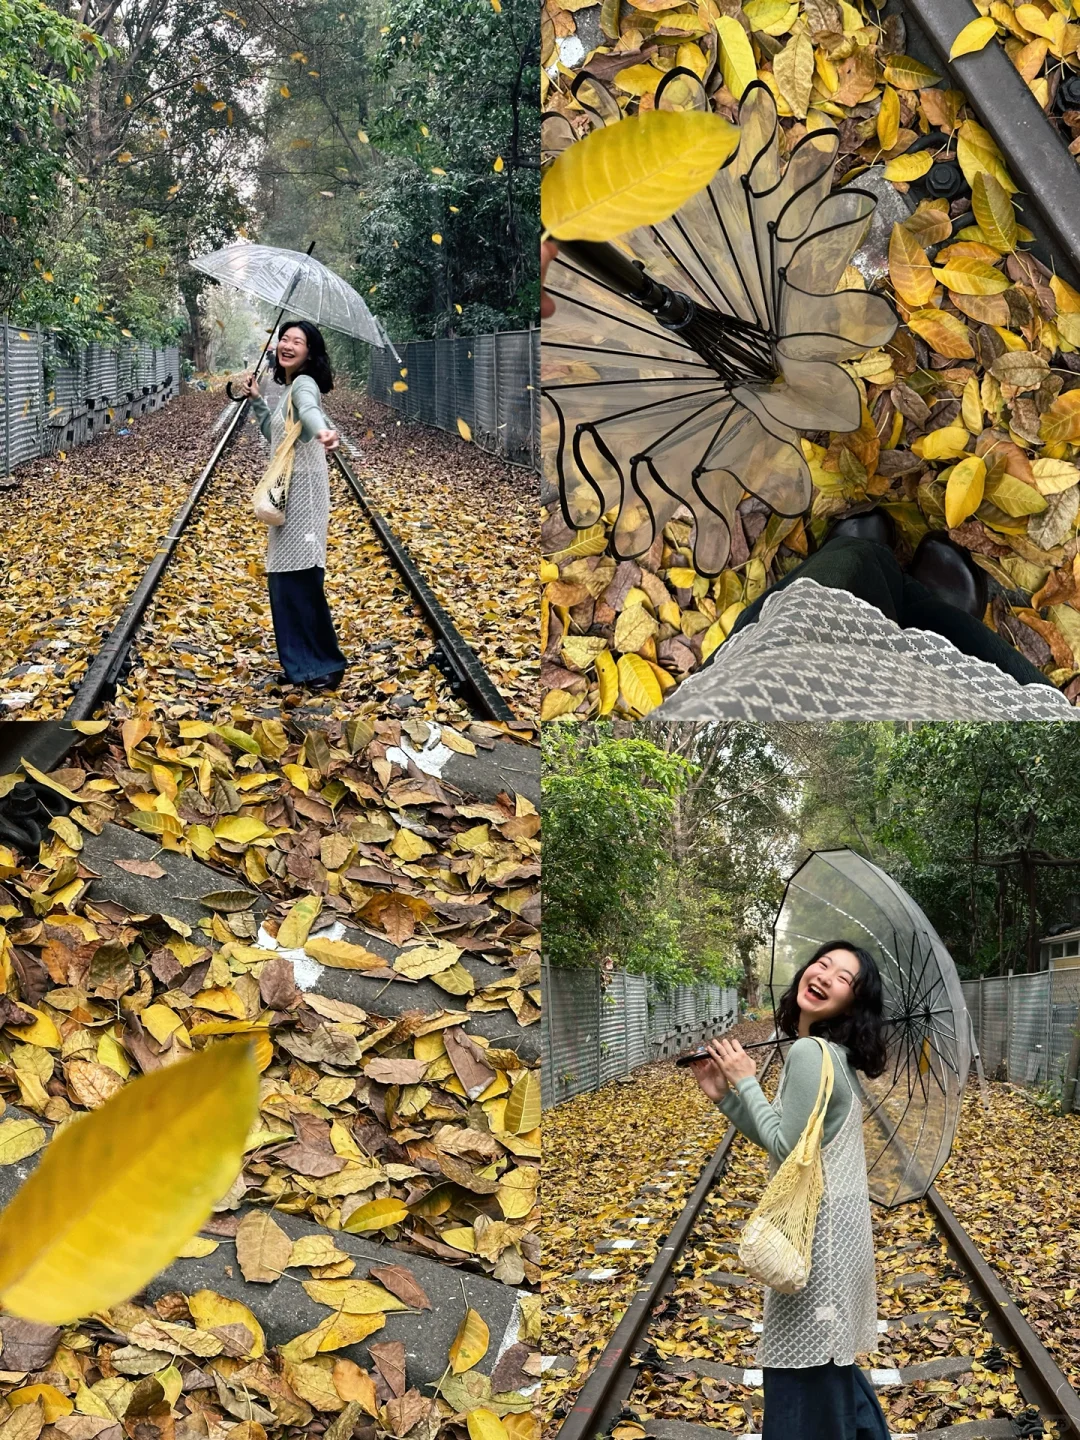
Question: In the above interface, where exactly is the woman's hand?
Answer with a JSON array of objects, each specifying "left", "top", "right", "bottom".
[
  {"left": 714, "top": 1036, "right": 757, "bottom": 1085},
  {"left": 316, "top": 428, "right": 340, "bottom": 452},
  {"left": 241, "top": 372, "right": 261, "bottom": 399},
  {"left": 541, "top": 240, "right": 558, "bottom": 320},
  {"left": 689, "top": 1041, "right": 729, "bottom": 1103}
]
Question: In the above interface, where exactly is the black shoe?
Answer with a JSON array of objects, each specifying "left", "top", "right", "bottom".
[
  {"left": 306, "top": 672, "right": 344, "bottom": 692},
  {"left": 821, "top": 505, "right": 895, "bottom": 550},
  {"left": 908, "top": 532, "right": 988, "bottom": 619}
]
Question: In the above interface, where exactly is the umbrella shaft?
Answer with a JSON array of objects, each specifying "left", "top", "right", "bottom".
[
  {"left": 560, "top": 240, "right": 694, "bottom": 328},
  {"left": 253, "top": 239, "right": 317, "bottom": 378}
]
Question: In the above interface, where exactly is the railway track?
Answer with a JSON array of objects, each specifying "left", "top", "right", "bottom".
[
  {"left": 61, "top": 395, "right": 513, "bottom": 724},
  {"left": 549, "top": 1046, "right": 1080, "bottom": 1440}
]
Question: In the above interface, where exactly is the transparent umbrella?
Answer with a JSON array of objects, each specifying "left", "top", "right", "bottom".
[
  {"left": 542, "top": 75, "right": 897, "bottom": 575},
  {"left": 191, "top": 242, "right": 389, "bottom": 348},
  {"left": 770, "top": 849, "right": 972, "bottom": 1208}
]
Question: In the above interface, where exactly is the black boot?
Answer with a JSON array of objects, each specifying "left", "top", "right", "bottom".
[
  {"left": 908, "top": 532, "right": 989, "bottom": 619},
  {"left": 821, "top": 505, "right": 895, "bottom": 550}
]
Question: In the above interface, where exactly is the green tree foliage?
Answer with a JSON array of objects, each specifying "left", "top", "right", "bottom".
[
  {"left": 0, "top": 0, "right": 105, "bottom": 316},
  {"left": 253, "top": 0, "right": 539, "bottom": 343},
  {"left": 542, "top": 723, "right": 798, "bottom": 991}
]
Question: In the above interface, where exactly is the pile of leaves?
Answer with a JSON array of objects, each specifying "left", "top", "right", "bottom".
[
  {"left": 0, "top": 391, "right": 226, "bottom": 717},
  {"left": 949, "top": 3, "right": 1080, "bottom": 139},
  {"left": 118, "top": 422, "right": 477, "bottom": 724},
  {"left": 326, "top": 388, "right": 540, "bottom": 722},
  {"left": 541, "top": 0, "right": 1080, "bottom": 717},
  {"left": 936, "top": 1084, "right": 1080, "bottom": 1394},
  {"left": 0, "top": 716, "right": 541, "bottom": 1437},
  {"left": 541, "top": 1024, "right": 773, "bottom": 1427}
]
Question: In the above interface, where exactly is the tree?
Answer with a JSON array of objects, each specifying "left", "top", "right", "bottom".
[{"left": 0, "top": 0, "right": 105, "bottom": 317}]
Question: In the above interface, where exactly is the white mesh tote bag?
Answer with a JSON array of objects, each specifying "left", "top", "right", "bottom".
[
  {"left": 252, "top": 391, "right": 303, "bottom": 526},
  {"left": 738, "top": 1037, "right": 835, "bottom": 1294}
]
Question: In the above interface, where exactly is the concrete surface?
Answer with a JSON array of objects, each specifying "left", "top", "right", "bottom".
[
  {"left": 0, "top": 1106, "right": 525, "bottom": 1386},
  {"left": 80, "top": 824, "right": 538, "bottom": 1062}
]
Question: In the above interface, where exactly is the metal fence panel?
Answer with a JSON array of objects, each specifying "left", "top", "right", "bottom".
[
  {"left": 1008, "top": 971, "right": 1052, "bottom": 1085},
  {"left": 2, "top": 319, "right": 181, "bottom": 474},
  {"left": 367, "top": 329, "right": 537, "bottom": 468},
  {"left": 542, "top": 965, "right": 738, "bottom": 1108}
]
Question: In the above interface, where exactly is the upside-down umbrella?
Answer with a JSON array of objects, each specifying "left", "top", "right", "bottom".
[
  {"left": 770, "top": 849, "right": 972, "bottom": 1208},
  {"left": 541, "top": 74, "right": 897, "bottom": 576}
]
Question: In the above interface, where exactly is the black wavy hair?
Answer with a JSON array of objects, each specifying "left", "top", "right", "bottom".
[
  {"left": 775, "top": 940, "right": 888, "bottom": 1078},
  {"left": 272, "top": 319, "right": 334, "bottom": 393}
]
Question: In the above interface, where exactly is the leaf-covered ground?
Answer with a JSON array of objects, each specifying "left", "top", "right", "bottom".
[
  {"left": 0, "top": 717, "right": 540, "bottom": 1438},
  {"left": 327, "top": 389, "right": 540, "bottom": 721},
  {"left": 541, "top": 0, "right": 1080, "bottom": 718},
  {"left": 0, "top": 391, "right": 227, "bottom": 717},
  {"left": 0, "top": 384, "right": 538, "bottom": 725},
  {"left": 542, "top": 1047, "right": 1080, "bottom": 1437}
]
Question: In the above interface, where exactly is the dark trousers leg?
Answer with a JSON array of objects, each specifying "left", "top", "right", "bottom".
[
  {"left": 267, "top": 567, "right": 347, "bottom": 685},
  {"left": 725, "top": 536, "right": 1053, "bottom": 688},
  {"left": 762, "top": 1363, "right": 888, "bottom": 1440}
]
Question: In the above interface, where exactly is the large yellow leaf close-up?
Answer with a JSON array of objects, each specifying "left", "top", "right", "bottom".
[
  {"left": 540, "top": 108, "right": 740, "bottom": 242},
  {"left": 0, "top": 1040, "right": 259, "bottom": 1323},
  {"left": 945, "top": 454, "right": 987, "bottom": 528}
]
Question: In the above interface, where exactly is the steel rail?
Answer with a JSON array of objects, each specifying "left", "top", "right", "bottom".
[
  {"left": 557, "top": 1044, "right": 783, "bottom": 1440},
  {"left": 895, "top": 0, "right": 1080, "bottom": 289},
  {"left": 331, "top": 445, "right": 514, "bottom": 721},
  {"left": 31, "top": 395, "right": 511, "bottom": 725},
  {"left": 62, "top": 398, "right": 251, "bottom": 721},
  {"left": 557, "top": 1058, "right": 1080, "bottom": 1440}
]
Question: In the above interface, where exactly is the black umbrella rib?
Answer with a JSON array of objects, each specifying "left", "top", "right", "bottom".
[
  {"left": 567, "top": 386, "right": 729, "bottom": 429},
  {"left": 651, "top": 218, "right": 738, "bottom": 322},
  {"left": 544, "top": 377, "right": 722, "bottom": 391},
  {"left": 545, "top": 283, "right": 705, "bottom": 352},
  {"left": 742, "top": 178, "right": 776, "bottom": 338},
  {"left": 706, "top": 182, "right": 766, "bottom": 325},
  {"left": 545, "top": 341, "right": 713, "bottom": 369}
]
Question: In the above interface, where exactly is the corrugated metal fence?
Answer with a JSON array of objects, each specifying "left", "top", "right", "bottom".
[
  {"left": 964, "top": 968, "right": 1080, "bottom": 1105},
  {"left": 541, "top": 965, "right": 739, "bottom": 1110},
  {"left": 1, "top": 319, "right": 180, "bottom": 475},
  {"left": 368, "top": 329, "right": 539, "bottom": 469}
]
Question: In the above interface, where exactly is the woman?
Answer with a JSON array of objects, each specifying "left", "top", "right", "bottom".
[
  {"left": 243, "top": 320, "right": 346, "bottom": 691},
  {"left": 539, "top": 242, "right": 1076, "bottom": 721},
  {"left": 690, "top": 942, "right": 891, "bottom": 1440}
]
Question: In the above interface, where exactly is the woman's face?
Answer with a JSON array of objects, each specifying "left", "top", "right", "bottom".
[
  {"left": 797, "top": 947, "right": 860, "bottom": 1023},
  {"left": 278, "top": 327, "right": 309, "bottom": 369}
]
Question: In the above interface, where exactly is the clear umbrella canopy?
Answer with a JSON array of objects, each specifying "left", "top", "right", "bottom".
[
  {"left": 771, "top": 849, "right": 972, "bottom": 1208},
  {"left": 190, "top": 243, "right": 388, "bottom": 348}
]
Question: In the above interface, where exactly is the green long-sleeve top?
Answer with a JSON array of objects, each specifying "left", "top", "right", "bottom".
[
  {"left": 718, "top": 1036, "right": 856, "bottom": 1161},
  {"left": 250, "top": 373, "right": 333, "bottom": 445}
]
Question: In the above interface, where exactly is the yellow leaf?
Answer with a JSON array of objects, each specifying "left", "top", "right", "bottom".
[
  {"left": 944, "top": 454, "right": 987, "bottom": 527},
  {"left": 301, "top": 1279, "right": 406, "bottom": 1312},
  {"left": 280, "top": 84, "right": 291, "bottom": 97},
  {"left": 0, "top": 1042, "right": 259, "bottom": 1323},
  {"left": 304, "top": 937, "right": 385, "bottom": 969},
  {"left": 8, "top": 1385, "right": 72, "bottom": 1422},
  {"left": 971, "top": 171, "right": 1017, "bottom": 252},
  {"left": 596, "top": 649, "right": 618, "bottom": 716},
  {"left": 950, "top": 15, "right": 998, "bottom": 56},
  {"left": 213, "top": 815, "right": 270, "bottom": 843},
  {"left": 432, "top": 233, "right": 443, "bottom": 244},
  {"left": 957, "top": 118, "right": 1017, "bottom": 193},
  {"left": 715, "top": 15, "right": 758, "bottom": 99},
  {"left": 889, "top": 224, "right": 936, "bottom": 307},
  {"left": 911, "top": 425, "right": 971, "bottom": 460},
  {"left": 931, "top": 255, "right": 1009, "bottom": 294},
  {"left": 1051, "top": 274, "right": 1080, "bottom": 314},
  {"left": 0, "top": 1118, "right": 46, "bottom": 1166},
  {"left": 342, "top": 1198, "right": 409, "bottom": 1233},
  {"left": 6, "top": 1007, "right": 61, "bottom": 1049},
  {"left": 393, "top": 380, "right": 408, "bottom": 392},
  {"left": 1031, "top": 457, "right": 1080, "bottom": 494},
  {"left": 457, "top": 418, "right": 473, "bottom": 441},
  {"left": 277, "top": 895, "right": 322, "bottom": 949},
  {"left": 494, "top": 156, "right": 504, "bottom": 172},
  {"left": 905, "top": 308, "right": 974, "bottom": 359},
  {"left": 1040, "top": 390, "right": 1080, "bottom": 443},
  {"left": 449, "top": 1307, "right": 489, "bottom": 1374},
  {"left": 617, "top": 653, "right": 663, "bottom": 717},
  {"left": 503, "top": 1071, "right": 540, "bottom": 1134},
  {"left": 189, "top": 1289, "right": 265, "bottom": 1356},
  {"left": 985, "top": 473, "right": 1048, "bottom": 516},
  {"left": 468, "top": 1410, "right": 510, "bottom": 1440},
  {"left": 541, "top": 109, "right": 739, "bottom": 242},
  {"left": 877, "top": 86, "right": 900, "bottom": 151},
  {"left": 883, "top": 151, "right": 933, "bottom": 183},
  {"left": 962, "top": 373, "right": 983, "bottom": 433}
]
